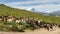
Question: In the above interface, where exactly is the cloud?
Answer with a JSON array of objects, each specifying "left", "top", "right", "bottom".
[
  {"left": 2, "top": 0, "right": 60, "bottom": 13},
  {"left": 5, "top": 0, "right": 60, "bottom": 5}
]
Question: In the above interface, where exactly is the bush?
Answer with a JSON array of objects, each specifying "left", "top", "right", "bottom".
[
  {"left": 0, "top": 23, "right": 12, "bottom": 31},
  {"left": 11, "top": 25, "right": 25, "bottom": 32},
  {"left": 0, "top": 21, "right": 36, "bottom": 32}
]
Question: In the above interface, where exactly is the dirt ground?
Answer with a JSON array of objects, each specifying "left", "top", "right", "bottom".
[{"left": 0, "top": 27, "right": 60, "bottom": 34}]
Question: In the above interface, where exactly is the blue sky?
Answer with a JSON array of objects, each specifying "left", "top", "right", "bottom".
[{"left": 0, "top": 0, "right": 60, "bottom": 13}]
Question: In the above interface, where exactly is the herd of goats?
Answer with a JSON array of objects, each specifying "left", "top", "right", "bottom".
[{"left": 0, "top": 15, "right": 60, "bottom": 31}]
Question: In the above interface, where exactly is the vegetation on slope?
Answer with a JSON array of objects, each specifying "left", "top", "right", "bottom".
[
  {"left": 0, "top": 4, "right": 60, "bottom": 23},
  {"left": 0, "top": 4, "right": 60, "bottom": 32}
]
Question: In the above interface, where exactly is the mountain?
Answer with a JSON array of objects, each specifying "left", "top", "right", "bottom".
[
  {"left": 50, "top": 11, "right": 60, "bottom": 16},
  {"left": 30, "top": 8, "right": 60, "bottom": 16},
  {"left": 31, "top": 8, "right": 35, "bottom": 11},
  {"left": 29, "top": 8, "right": 52, "bottom": 16},
  {"left": 41, "top": 10, "right": 60, "bottom": 17},
  {"left": 29, "top": 8, "right": 60, "bottom": 16},
  {"left": 0, "top": 4, "right": 60, "bottom": 23}
]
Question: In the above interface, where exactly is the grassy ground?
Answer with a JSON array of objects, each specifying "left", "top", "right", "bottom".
[
  {"left": 0, "top": 4, "right": 60, "bottom": 23},
  {"left": 0, "top": 4, "right": 60, "bottom": 32}
]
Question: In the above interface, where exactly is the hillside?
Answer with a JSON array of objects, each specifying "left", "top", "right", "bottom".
[
  {"left": 0, "top": 4, "right": 43, "bottom": 18},
  {"left": 0, "top": 4, "right": 60, "bottom": 23}
]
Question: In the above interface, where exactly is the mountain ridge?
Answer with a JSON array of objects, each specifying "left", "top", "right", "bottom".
[{"left": 29, "top": 8, "right": 60, "bottom": 16}]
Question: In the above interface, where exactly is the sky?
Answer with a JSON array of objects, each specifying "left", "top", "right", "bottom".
[{"left": 0, "top": 0, "right": 60, "bottom": 13}]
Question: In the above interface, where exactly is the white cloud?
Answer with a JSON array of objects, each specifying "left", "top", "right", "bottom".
[
  {"left": 4, "top": 0, "right": 60, "bottom": 13},
  {"left": 8, "top": 4, "right": 60, "bottom": 13},
  {"left": 5, "top": 0, "right": 60, "bottom": 6},
  {"left": 5, "top": 1, "right": 42, "bottom": 6}
]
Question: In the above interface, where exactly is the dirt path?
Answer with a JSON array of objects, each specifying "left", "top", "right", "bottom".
[{"left": 0, "top": 27, "right": 60, "bottom": 34}]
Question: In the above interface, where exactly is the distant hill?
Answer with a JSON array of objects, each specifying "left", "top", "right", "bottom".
[
  {"left": 29, "top": 8, "right": 60, "bottom": 16},
  {"left": 50, "top": 11, "right": 60, "bottom": 16},
  {"left": 0, "top": 4, "right": 60, "bottom": 23},
  {"left": 39, "top": 10, "right": 60, "bottom": 17}
]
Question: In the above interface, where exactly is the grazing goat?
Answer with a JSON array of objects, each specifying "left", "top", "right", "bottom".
[{"left": 7, "top": 16, "right": 15, "bottom": 22}]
